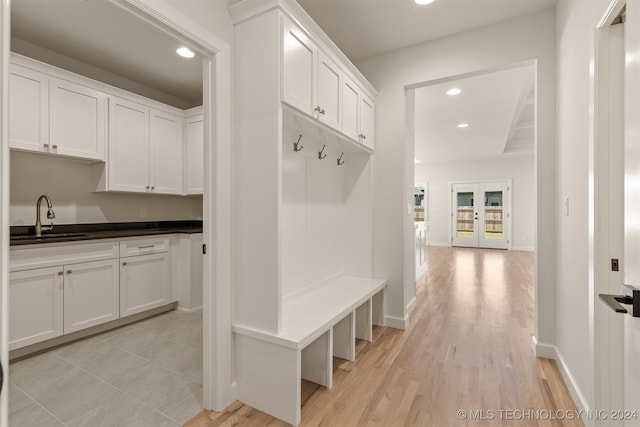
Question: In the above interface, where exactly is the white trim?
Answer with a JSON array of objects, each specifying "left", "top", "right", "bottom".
[
  {"left": 384, "top": 314, "right": 408, "bottom": 330},
  {"left": 426, "top": 241, "right": 451, "bottom": 247},
  {"left": 532, "top": 335, "right": 556, "bottom": 358},
  {"left": 112, "top": 0, "right": 234, "bottom": 412},
  {"left": 384, "top": 296, "right": 417, "bottom": 330},
  {"left": 591, "top": 0, "right": 627, "bottom": 418},
  {"left": 533, "top": 338, "right": 594, "bottom": 427},
  {"left": 406, "top": 296, "right": 417, "bottom": 317},
  {"left": 511, "top": 245, "right": 535, "bottom": 252},
  {"left": 177, "top": 306, "right": 204, "bottom": 313},
  {"left": 0, "top": 0, "right": 9, "bottom": 424}
]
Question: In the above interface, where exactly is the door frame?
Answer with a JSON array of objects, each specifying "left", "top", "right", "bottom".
[
  {"left": 450, "top": 179, "right": 512, "bottom": 250},
  {"left": 592, "top": 0, "right": 626, "bottom": 418},
  {"left": 0, "top": 0, "right": 235, "bottom": 422},
  {"left": 1, "top": 0, "right": 9, "bottom": 423}
]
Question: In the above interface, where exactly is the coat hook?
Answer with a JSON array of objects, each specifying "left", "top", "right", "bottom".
[
  {"left": 293, "top": 134, "right": 303, "bottom": 152},
  {"left": 318, "top": 144, "right": 327, "bottom": 160},
  {"left": 337, "top": 152, "right": 345, "bottom": 166}
]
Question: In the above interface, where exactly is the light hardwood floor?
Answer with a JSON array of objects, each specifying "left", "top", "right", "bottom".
[{"left": 187, "top": 247, "right": 582, "bottom": 426}]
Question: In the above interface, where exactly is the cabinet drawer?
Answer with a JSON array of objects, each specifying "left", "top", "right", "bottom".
[
  {"left": 119, "top": 236, "right": 169, "bottom": 257},
  {"left": 10, "top": 241, "right": 119, "bottom": 272}
]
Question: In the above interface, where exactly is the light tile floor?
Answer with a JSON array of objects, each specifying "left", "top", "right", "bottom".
[{"left": 9, "top": 309, "right": 203, "bottom": 427}]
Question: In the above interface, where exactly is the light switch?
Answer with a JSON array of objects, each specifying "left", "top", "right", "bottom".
[{"left": 563, "top": 197, "right": 569, "bottom": 216}]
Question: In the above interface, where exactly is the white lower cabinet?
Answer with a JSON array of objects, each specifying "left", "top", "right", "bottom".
[
  {"left": 9, "top": 266, "right": 63, "bottom": 351},
  {"left": 9, "top": 236, "right": 174, "bottom": 352},
  {"left": 9, "top": 258, "right": 120, "bottom": 350},
  {"left": 120, "top": 252, "right": 170, "bottom": 318},
  {"left": 63, "top": 259, "right": 119, "bottom": 334}
]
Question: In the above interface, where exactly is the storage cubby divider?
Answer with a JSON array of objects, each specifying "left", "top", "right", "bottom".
[{"left": 333, "top": 312, "right": 355, "bottom": 361}]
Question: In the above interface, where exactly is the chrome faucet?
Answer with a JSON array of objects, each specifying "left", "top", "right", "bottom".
[{"left": 35, "top": 194, "right": 55, "bottom": 237}]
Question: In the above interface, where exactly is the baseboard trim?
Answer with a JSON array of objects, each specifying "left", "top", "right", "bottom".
[
  {"left": 406, "top": 296, "right": 417, "bottom": 317},
  {"left": 385, "top": 314, "right": 408, "bottom": 330},
  {"left": 532, "top": 337, "right": 592, "bottom": 425},
  {"left": 427, "top": 241, "right": 451, "bottom": 247},
  {"left": 511, "top": 245, "right": 535, "bottom": 252},
  {"left": 178, "top": 305, "right": 203, "bottom": 313},
  {"left": 532, "top": 335, "right": 556, "bottom": 358}
]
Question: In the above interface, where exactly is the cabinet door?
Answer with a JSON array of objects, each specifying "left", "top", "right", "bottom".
[
  {"left": 108, "top": 97, "right": 149, "bottom": 192},
  {"left": 282, "top": 17, "right": 316, "bottom": 115},
  {"left": 8, "top": 64, "right": 49, "bottom": 152},
  {"left": 185, "top": 114, "right": 204, "bottom": 195},
  {"left": 150, "top": 109, "right": 183, "bottom": 195},
  {"left": 63, "top": 259, "right": 119, "bottom": 334},
  {"left": 120, "top": 252, "right": 170, "bottom": 317},
  {"left": 316, "top": 50, "right": 341, "bottom": 131},
  {"left": 359, "top": 94, "right": 375, "bottom": 150},
  {"left": 342, "top": 77, "right": 359, "bottom": 141},
  {"left": 50, "top": 78, "right": 106, "bottom": 161},
  {"left": 9, "top": 266, "right": 63, "bottom": 350}
]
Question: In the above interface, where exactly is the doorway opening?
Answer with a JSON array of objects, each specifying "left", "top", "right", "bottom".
[
  {"left": 407, "top": 60, "right": 538, "bottom": 343},
  {"left": 3, "top": 1, "right": 231, "bottom": 424}
]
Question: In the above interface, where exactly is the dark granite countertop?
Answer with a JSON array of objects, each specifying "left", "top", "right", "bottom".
[{"left": 10, "top": 220, "right": 203, "bottom": 246}]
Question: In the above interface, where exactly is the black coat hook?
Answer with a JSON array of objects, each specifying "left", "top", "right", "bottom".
[
  {"left": 318, "top": 144, "right": 327, "bottom": 160},
  {"left": 293, "top": 134, "right": 303, "bottom": 152}
]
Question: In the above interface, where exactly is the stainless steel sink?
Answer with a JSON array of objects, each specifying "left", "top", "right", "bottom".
[{"left": 10, "top": 233, "right": 89, "bottom": 240}]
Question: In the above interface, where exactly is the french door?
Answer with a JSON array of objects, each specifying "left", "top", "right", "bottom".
[{"left": 451, "top": 181, "right": 509, "bottom": 249}]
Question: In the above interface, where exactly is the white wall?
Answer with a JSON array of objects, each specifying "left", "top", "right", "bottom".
[
  {"left": 10, "top": 151, "right": 202, "bottom": 225},
  {"left": 356, "top": 8, "right": 556, "bottom": 336},
  {"left": 555, "top": 0, "right": 611, "bottom": 414},
  {"left": 416, "top": 155, "right": 535, "bottom": 250}
]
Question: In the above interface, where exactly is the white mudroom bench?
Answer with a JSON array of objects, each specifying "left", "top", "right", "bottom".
[{"left": 232, "top": 276, "right": 387, "bottom": 426}]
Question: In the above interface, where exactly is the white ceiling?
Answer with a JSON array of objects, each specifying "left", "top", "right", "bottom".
[
  {"left": 413, "top": 65, "right": 534, "bottom": 165},
  {"left": 11, "top": 0, "right": 203, "bottom": 109},
  {"left": 297, "top": 0, "right": 556, "bottom": 61},
  {"left": 10, "top": 0, "right": 550, "bottom": 163}
]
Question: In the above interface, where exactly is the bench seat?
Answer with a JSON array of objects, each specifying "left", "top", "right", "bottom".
[{"left": 233, "top": 276, "right": 387, "bottom": 425}]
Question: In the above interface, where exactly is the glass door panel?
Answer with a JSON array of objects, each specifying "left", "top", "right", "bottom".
[
  {"left": 452, "top": 185, "right": 478, "bottom": 247},
  {"left": 479, "top": 183, "right": 508, "bottom": 249}
]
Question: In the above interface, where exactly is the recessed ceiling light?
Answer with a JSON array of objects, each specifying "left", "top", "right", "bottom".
[
  {"left": 415, "top": 0, "right": 435, "bottom": 4},
  {"left": 446, "top": 88, "right": 462, "bottom": 96},
  {"left": 457, "top": 123, "right": 469, "bottom": 128},
  {"left": 176, "top": 47, "right": 195, "bottom": 58}
]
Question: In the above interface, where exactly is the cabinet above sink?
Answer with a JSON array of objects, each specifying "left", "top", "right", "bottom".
[{"left": 9, "top": 53, "right": 205, "bottom": 196}]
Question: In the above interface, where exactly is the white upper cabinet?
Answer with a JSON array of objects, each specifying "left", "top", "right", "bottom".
[
  {"left": 9, "top": 61, "right": 106, "bottom": 161},
  {"left": 9, "top": 63, "right": 49, "bottom": 153},
  {"left": 316, "top": 50, "right": 341, "bottom": 130},
  {"left": 108, "top": 97, "right": 150, "bottom": 193},
  {"left": 341, "top": 77, "right": 360, "bottom": 141},
  {"left": 10, "top": 54, "right": 200, "bottom": 196},
  {"left": 49, "top": 78, "right": 106, "bottom": 160},
  {"left": 185, "top": 109, "right": 204, "bottom": 195},
  {"left": 341, "top": 75, "right": 375, "bottom": 149},
  {"left": 282, "top": 17, "right": 344, "bottom": 133},
  {"left": 150, "top": 109, "right": 184, "bottom": 195},
  {"left": 279, "top": 14, "right": 375, "bottom": 146},
  {"left": 359, "top": 93, "right": 375, "bottom": 150},
  {"left": 282, "top": 17, "right": 317, "bottom": 115},
  {"left": 107, "top": 96, "right": 183, "bottom": 195}
]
